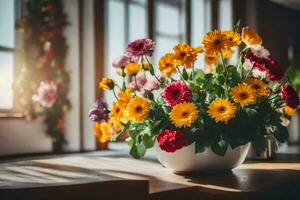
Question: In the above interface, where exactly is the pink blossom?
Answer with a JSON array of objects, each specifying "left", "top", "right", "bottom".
[
  {"left": 44, "top": 41, "right": 52, "bottom": 52},
  {"left": 143, "top": 79, "right": 159, "bottom": 91},
  {"left": 32, "top": 81, "right": 58, "bottom": 108},
  {"left": 127, "top": 81, "right": 137, "bottom": 90},
  {"left": 250, "top": 45, "right": 270, "bottom": 59},
  {"left": 112, "top": 55, "right": 131, "bottom": 68},
  {"left": 128, "top": 76, "right": 147, "bottom": 90},
  {"left": 125, "top": 38, "right": 155, "bottom": 62}
]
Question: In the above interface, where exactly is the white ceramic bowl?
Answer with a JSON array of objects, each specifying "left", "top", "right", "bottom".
[{"left": 154, "top": 142, "right": 250, "bottom": 173}]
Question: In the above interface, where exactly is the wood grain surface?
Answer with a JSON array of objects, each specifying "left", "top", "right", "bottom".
[{"left": 0, "top": 144, "right": 300, "bottom": 200}]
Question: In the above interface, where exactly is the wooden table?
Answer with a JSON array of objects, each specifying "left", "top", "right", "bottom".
[{"left": 0, "top": 143, "right": 300, "bottom": 200}]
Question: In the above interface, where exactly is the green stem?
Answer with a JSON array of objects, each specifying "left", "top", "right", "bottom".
[
  {"left": 134, "top": 75, "right": 139, "bottom": 90},
  {"left": 112, "top": 88, "right": 118, "bottom": 100},
  {"left": 244, "top": 66, "right": 254, "bottom": 81},
  {"left": 121, "top": 67, "right": 126, "bottom": 89},
  {"left": 145, "top": 56, "right": 162, "bottom": 84},
  {"left": 221, "top": 53, "right": 229, "bottom": 96},
  {"left": 192, "top": 64, "right": 195, "bottom": 79},
  {"left": 176, "top": 67, "right": 188, "bottom": 85}
]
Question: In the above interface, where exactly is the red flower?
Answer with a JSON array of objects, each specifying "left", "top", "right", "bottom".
[
  {"left": 157, "top": 129, "right": 188, "bottom": 152},
  {"left": 246, "top": 51, "right": 285, "bottom": 81},
  {"left": 163, "top": 81, "right": 192, "bottom": 107},
  {"left": 281, "top": 84, "right": 300, "bottom": 109},
  {"left": 125, "top": 38, "right": 155, "bottom": 62},
  {"left": 265, "top": 57, "right": 285, "bottom": 81}
]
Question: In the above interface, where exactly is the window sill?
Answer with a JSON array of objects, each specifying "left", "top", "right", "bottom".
[{"left": 0, "top": 112, "right": 24, "bottom": 119}]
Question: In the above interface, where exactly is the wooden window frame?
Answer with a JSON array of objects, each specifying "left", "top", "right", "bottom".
[
  {"left": 0, "top": 0, "right": 24, "bottom": 117},
  {"left": 93, "top": 0, "right": 225, "bottom": 149}
]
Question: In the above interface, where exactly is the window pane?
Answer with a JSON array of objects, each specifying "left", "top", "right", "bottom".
[
  {"left": 191, "top": 0, "right": 211, "bottom": 69},
  {"left": 129, "top": 2, "right": 147, "bottom": 41},
  {"left": 218, "top": 0, "right": 238, "bottom": 64},
  {"left": 0, "top": 0, "right": 15, "bottom": 48},
  {"left": 0, "top": 52, "right": 14, "bottom": 109},
  {"left": 104, "top": 0, "right": 126, "bottom": 103},
  {"left": 156, "top": 2, "right": 181, "bottom": 35},
  {"left": 154, "top": 1, "right": 186, "bottom": 66}
]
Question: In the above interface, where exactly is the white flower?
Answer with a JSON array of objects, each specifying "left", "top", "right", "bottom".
[
  {"left": 280, "top": 117, "right": 290, "bottom": 127},
  {"left": 252, "top": 69, "right": 267, "bottom": 78},
  {"left": 243, "top": 59, "right": 253, "bottom": 70},
  {"left": 250, "top": 45, "right": 270, "bottom": 59}
]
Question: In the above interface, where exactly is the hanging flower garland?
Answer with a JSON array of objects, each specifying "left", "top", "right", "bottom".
[{"left": 15, "top": 0, "right": 70, "bottom": 147}]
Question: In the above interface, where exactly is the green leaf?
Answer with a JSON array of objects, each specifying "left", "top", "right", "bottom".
[
  {"left": 252, "top": 134, "right": 267, "bottom": 155},
  {"left": 136, "top": 142, "right": 146, "bottom": 157},
  {"left": 142, "top": 134, "right": 156, "bottom": 148},
  {"left": 182, "top": 68, "right": 189, "bottom": 80},
  {"left": 129, "top": 143, "right": 140, "bottom": 159},
  {"left": 149, "top": 64, "right": 155, "bottom": 75},
  {"left": 272, "top": 125, "right": 289, "bottom": 143},
  {"left": 215, "top": 64, "right": 223, "bottom": 74},
  {"left": 129, "top": 140, "right": 146, "bottom": 159},
  {"left": 195, "top": 142, "right": 205, "bottom": 153},
  {"left": 211, "top": 139, "right": 228, "bottom": 156},
  {"left": 194, "top": 69, "right": 205, "bottom": 80},
  {"left": 111, "top": 131, "right": 123, "bottom": 142}
]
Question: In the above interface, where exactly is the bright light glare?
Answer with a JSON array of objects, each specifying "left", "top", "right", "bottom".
[{"left": 0, "top": 52, "right": 14, "bottom": 109}]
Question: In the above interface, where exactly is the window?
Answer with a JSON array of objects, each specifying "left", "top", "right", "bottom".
[
  {"left": 104, "top": 0, "right": 148, "bottom": 103},
  {"left": 0, "top": 0, "right": 20, "bottom": 111},
  {"left": 153, "top": 0, "right": 186, "bottom": 65},
  {"left": 218, "top": 0, "right": 238, "bottom": 64},
  {"left": 98, "top": 0, "right": 229, "bottom": 101}
]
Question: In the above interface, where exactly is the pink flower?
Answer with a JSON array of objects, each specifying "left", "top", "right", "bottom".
[
  {"left": 144, "top": 79, "right": 159, "bottom": 91},
  {"left": 44, "top": 41, "right": 52, "bottom": 52},
  {"left": 163, "top": 81, "right": 192, "bottom": 107},
  {"left": 112, "top": 55, "right": 131, "bottom": 68},
  {"left": 281, "top": 84, "right": 300, "bottom": 109},
  {"left": 157, "top": 129, "right": 188, "bottom": 153},
  {"left": 246, "top": 51, "right": 285, "bottom": 82},
  {"left": 125, "top": 38, "right": 155, "bottom": 62},
  {"left": 32, "top": 81, "right": 58, "bottom": 108},
  {"left": 128, "top": 75, "right": 147, "bottom": 90}
]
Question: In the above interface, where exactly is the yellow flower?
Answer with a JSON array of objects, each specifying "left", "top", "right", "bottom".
[
  {"left": 109, "top": 118, "right": 124, "bottom": 132},
  {"left": 142, "top": 62, "right": 150, "bottom": 70},
  {"left": 230, "top": 83, "right": 256, "bottom": 106},
  {"left": 207, "top": 98, "right": 237, "bottom": 124},
  {"left": 158, "top": 53, "right": 177, "bottom": 77},
  {"left": 173, "top": 43, "right": 200, "bottom": 69},
  {"left": 242, "top": 27, "right": 262, "bottom": 46},
  {"left": 125, "top": 96, "right": 150, "bottom": 122},
  {"left": 111, "top": 101, "right": 125, "bottom": 120},
  {"left": 93, "top": 122, "right": 113, "bottom": 143},
  {"left": 246, "top": 78, "right": 270, "bottom": 97},
  {"left": 223, "top": 30, "right": 241, "bottom": 47},
  {"left": 169, "top": 102, "right": 199, "bottom": 128},
  {"left": 118, "top": 88, "right": 132, "bottom": 106},
  {"left": 125, "top": 63, "right": 141, "bottom": 75},
  {"left": 99, "top": 77, "right": 115, "bottom": 90},
  {"left": 284, "top": 105, "right": 295, "bottom": 116},
  {"left": 204, "top": 53, "right": 219, "bottom": 65},
  {"left": 222, "top": 47, "right": 234, "bottom": 59},
  {"left": 202, "top": 30, "right": 228, "bottom": 56}
]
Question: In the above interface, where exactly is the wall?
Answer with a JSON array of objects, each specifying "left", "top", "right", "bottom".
[
  {"left": 0, "top": 0, "right": 96, "bottom": 156},
  {"left": 0, "top": 118, "right": 51, "bottom": 156}
]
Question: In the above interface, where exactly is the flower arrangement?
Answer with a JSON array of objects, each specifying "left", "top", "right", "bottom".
[
  {"left": 90, "top": 26, "right": 299, "bottom": 158},
  {"left": 15, "top": 0, "right": 70, "bottom": 147}
]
